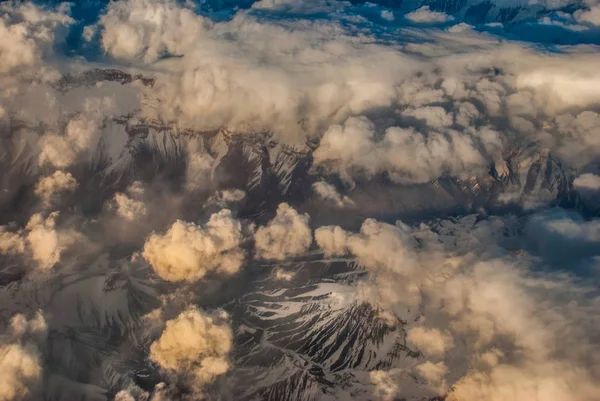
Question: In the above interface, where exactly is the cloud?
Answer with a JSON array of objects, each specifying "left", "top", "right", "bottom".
[
  {"left": 553, "top": 111, "right": 600, "bottom": 167},
  {"left": 313, "top": 116, "right": 503, "bottom": 184},
  {"left": 380, "top": 10, "right": 395, "bottom": 21},
  {"left": 527, "top": 209, "right": 600, "bottom": 244},
  {"left": 0, "top": 212, "right": 81, "bottom": 270},
  {"left": 254, "top": 203, "right": 312, "bottom": 260},
  {"left": 320, "top": 214, "right": 600, "bottom": 401},
  {"left": 405, "top": 6, "right": 454, "bottom": 23},
  {"left": 98, "top": 0, "right": 422, "bottom": 136},
  {"left": 108, "top": 182, "right": 147, "bottom": 222},
  {"left": 34, "top": 171, "right": 78, "bottom": 208},
  {"left": 406, "top": 327, "right": 454, "bottom": 358},
  {"left": 416, "top": 361, "right": 448, "bottom": 386},
  {"left": 0, "top": 312, "right": 46, "bottom": 401},
  {"left": 0, "top": 229, "right": 25, "bottom": 257},
  {"left": 370, "top": 369, "right": 401, "bottom": 401},
  {"left": 315, "top": 218, "right": 445, "bottom": 313},
  {"left": 142, "top": 209, "right": 245, "bottom": 282},
  {"left": 312, "top": 182, "right": 353, "bottom": 207},
  {"left": 149, "top": 307, "right": 232, "bottom": 390},
  {"left": 99, "top": 0, "right": 210, "bottom": 63},
  {"left": 37, "top": 115, "right": 104, "bottom": 169},
  {"left": 2, "top": 0, "right": 600, "bottom": 399},
  {"left": 25, "top": 212, "right": 81, "bottom": 270},
  {"left": 402, "top": 106, "right": 454, "bottom": 129},
  {"left": 204, "top": 189, "right": 246, "bottom": 210},
  {"left": 0, "top": 2, "right": 72, "bottom": 74},
  {"left": 575, "top": 4, "right": 600, "bottom": 25},
  {"left": 574, "top": 173, "right": 600, "bottom": 191},
  {"left": 272, "top": 267, "right": 295, "bottom": 281}
]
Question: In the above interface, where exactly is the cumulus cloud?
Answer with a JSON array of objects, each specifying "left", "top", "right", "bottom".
[
  {"left": 574, "top": 173, "right": 600, "bottom": 191},
  {"left": 0, "top": 212, "right": 81, "bottom": 270},
  {"left": 319, "top": 214, "right": 600, "bottom": 401},
  {"left": 25, "top": 212, "right": 81, "bottom": 269},
  {"left": 2, "top": 0, "right": 600, "bottom": 399},
  {"left": 0, "top": 2, "right": 72, "bottom": 73},
  {"left": 370, "top": 370, "right": 400, "bottom": 401},
  {"left": 37, "top": 114, "right": 106, "bottom": 168},
  {"left": 0, "top": 229, "right": 25, "bottom": 257},
  {"left": 108, "top": 182, "right": 147, "bottom": 222},
  {"left": 254, "top": 203, "right": 312, "bottom": 260},
  {"left": 204, "top": 189, "right": 246, "bottom": 209},
  {"left": 149, "top": 307, "right": 232, "bottom": 390},
  {"left": 111, "top": 193, "right": 147, "bottom": 222},
  {"left": 272, "top": 267, "right": 295, "bottom": 281},
  {"left": 380, "top": 10, "right": 395, "bottom": 21},
  {"left": 0, "top": 312, "right": 46, "bottom": 401},
  {"left": 143, "top": 209, "right": 245, "bottom": 282},
  {"left": 405, "top": 6, "right": 454, "bottom": 23},
  {"left": 315, "top": 218, "right": 445, "bottom": 313},
  {"left": 313, "top": 116, "right": 503, "bottom": 184},
  {"left": 34, "top": 171, "right": 78, "bottom": 208},
  {"left": 97, "top": 0, "right": 422, "bottom": 137},
  {"left": 25, "top": 212, "right": 81, "bottom": 270},
  {"left": 406, "top": 327, "right": 454, "bottom": 358},
  {"left": 553, "top": 111, "right": 600, "bottom": 167},
  {"left": 575, "top": 3, "right": 600, "bottom": 25},
  {"left": 416, "top": 361, "right": 448, "bottom": 387},
  {"left": 99, "top": 0, "right": 210, "bottom": 63},
  {"left": 312, "top": 182, "right": 353, "bottom": 207}
]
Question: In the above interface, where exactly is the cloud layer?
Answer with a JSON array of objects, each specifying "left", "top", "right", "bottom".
[{"left": 0, "top": 0, "right": 600, "bottom": 400}]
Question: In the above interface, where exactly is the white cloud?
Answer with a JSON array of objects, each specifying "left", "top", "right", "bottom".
[
  {"left": 406, "top": 6, "right": 454, "bottom": 23},
  {"left": 254, "top": 203, "right": 312, "bottom": 260},
  {"left": 0, "top": 2, "right": 72, "bottom": 74},
  {"left": 37, "top": 114, "right": 106, "bottom": 168},
  {"left": 205, "top": 189, "right": 246, "bottom": 209},
  {"left": 34, "top": 171, "right": 78, "bottom": 208},
  {"left": 407, "top": 327, "right": 454, "bottom": 358},
  {"left": 312, "top": 182, "right": 353, "bottom": 207},
  {"left": 380, "top": 10, "right": 395, "bottom": 21},
  {"left": 0, "top": 212, "right": 81, "bottom": 269},
  {"left": 143, "top": 209, "right": 245, "bottom": 282},
  {"left": 574, "top": 173, "right": 600, "bottom": 191},
  {"left": 98, "top": 0, "right": 422, "bottom": 137},
  {"left": 313, "top": 116, "right": 502, "bottom": 184},
  {"left": 0, "top": 229, "right": 25, "bottom": 257},
  {"left": 0, "top": 312, "right": 46, "bottom": 401},
  {"left": 319, "top": 214, "right": 600, "bottom": 401},
  {"left": 575, "top": 4, "right": 600, "bottom": 25},
  {"left": 416, "top": 361, "right": 448, "bottom": 385},
  {"left": 315, "top": 218, "right": 445, "bottom": 312},
  {"left": 108, "top": 183, "right": 148, "bottom": 222},
  {"left": 272, "top": 267, "right": 295, "bottom": 281},
  {"left": 370, "top": 369, "right": 400, "bottom": 401},
  {"left": 403, "top": 106, "right": 454, "bottom": 129},
  {"left": 112, "top": 193, "right": 147, "bottom": 222},
  {"left": 149, "top": 307, "right": 232, "bottom": 390},
  {"left": 25, "top": 212, "right": 81, "bottom": 270},
  {"left": 100, "top": 0, "right": 210, "bottom": 63}
]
